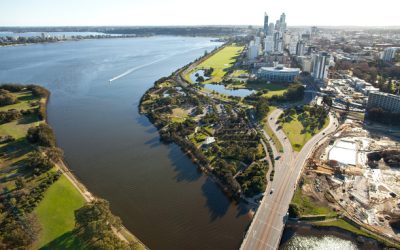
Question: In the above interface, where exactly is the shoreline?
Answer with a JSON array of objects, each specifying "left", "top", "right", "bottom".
[
  {"left": 282, "top": 221, "right": 384, "bottom": 249},
  {"left": 43, "top": 91, "right": 147, "bottom": 248}
]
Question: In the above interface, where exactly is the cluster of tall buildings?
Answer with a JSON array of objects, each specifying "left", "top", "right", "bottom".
[{"left": 248, "top": 12, "right": 335, "bottom": 83}]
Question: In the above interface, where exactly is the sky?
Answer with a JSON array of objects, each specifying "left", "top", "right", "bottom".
[{"left": 0, "top": 0, "right": 399, "bottom": 27}]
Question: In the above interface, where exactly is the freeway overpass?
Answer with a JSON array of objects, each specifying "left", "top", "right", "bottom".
[{"left": 240, "top": 110, "right": 338, "bottom": 250}]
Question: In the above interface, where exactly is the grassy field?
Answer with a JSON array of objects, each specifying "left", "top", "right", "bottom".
[
  {"left": 282, "top": 114, "right": 329, "bottom": 151},
  {"left": 35, "top": 174, "right": 85, "bottom": 248},
  {"left": 291, "top": 188, "right": 336, "bottom": 216},
  {"left": 230, "top": 69, "right": 248, "bottom": 77},
  {"left": 185, "top": 45, "right": 244, "bottom": 83},
  {"left": 0, "top": 89, "right": 86, "bottom": 249}
]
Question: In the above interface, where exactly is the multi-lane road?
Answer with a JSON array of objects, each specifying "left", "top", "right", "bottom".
[{"left": 240, "top": 109, "right": 338, "bottom": 250}]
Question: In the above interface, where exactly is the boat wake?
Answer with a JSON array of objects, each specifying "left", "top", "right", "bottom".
[{"left": 109, "top": 57, "right": 165, "bottom": 82}]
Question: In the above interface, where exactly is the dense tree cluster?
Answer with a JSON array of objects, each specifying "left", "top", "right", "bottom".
[
  {"left": 336, "top": 60, "right": 400, "bottom": 94},
  {"left": 367, "top": 107, "right": 400, "bottom": 126},
  {"left": 27, "top": 123, "right": 56, "bottom": 147},
  {"left": 0, "top": 109, "right": 21, "bottom": 124},
  {"left": 0, "top": 89, "right": 18, "bottom": 107},
  {"left": 236, "top": 162, "right": 268, "bottom": 197},
  {"left": 0, "top": 171, "right": 61, "bottom": 248},
  {"left": 74, "top": 199, "right": 130, "bottom": 250}
]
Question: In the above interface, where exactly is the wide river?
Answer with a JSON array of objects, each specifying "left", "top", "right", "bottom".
[
  {"left": 0, "top": 36, "right": 359, "bottom": 250},
  {"left": 0, "top": 36, "right": 252, "bottom": 250}
]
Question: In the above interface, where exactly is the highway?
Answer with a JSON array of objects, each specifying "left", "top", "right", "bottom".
[{"left": 240, "top": 109, "right": 338, "bottom": 250}]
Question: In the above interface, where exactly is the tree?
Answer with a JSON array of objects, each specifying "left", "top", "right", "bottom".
[
  {"left": 27, "top": 123, "right": 56, "bottom": 147},
  {"left": 75, "top": 199, "right": 128, "bottom": 250},
  {"left": 44, "top": 147, "right": 64, "bottom": 162},
  {"left": 0, "top": 90, "right": 17, "bottom": 107},
  {"left": 322, "top": 95, "right": 333, "bottom": 108}
]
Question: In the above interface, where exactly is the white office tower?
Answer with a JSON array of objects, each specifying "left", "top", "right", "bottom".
[
  {"left": 275, "top": 20, "right": 281, "bottom": 32},
  {"left": 382, "top": 47, "right": 399, "bottom": 62},
  {"left": 255, "top": 36, "right": 261, "bottom": 45},
  {"left": 296, "top": 40, "right": 305, "bottom": 56},
  {"left": 289, "top": 40, "right": 297, "bottom": 55},
  {"left": 247, "top": 41, "right": 259, "bottom": 60},
  {"left": 268, "top": 23, "right": 275, "bottom": 36},
  {"left": 312, "top": 52, "right": 332, "bottom": 81},
  {"left": 264, "top": 35, "right": 274, "bottom": 54}
]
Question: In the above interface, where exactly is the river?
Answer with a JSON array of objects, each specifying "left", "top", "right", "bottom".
[{"left": 0, "top": 36, "right": 359, "bottom": 250}]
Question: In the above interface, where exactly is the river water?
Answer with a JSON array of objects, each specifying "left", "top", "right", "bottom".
[{"left": 0, "top": 36, "right": 359, "bottom": 250}]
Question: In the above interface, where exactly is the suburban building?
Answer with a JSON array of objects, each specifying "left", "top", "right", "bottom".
[
  {"left": 367, "top": 91, "right": 400, "bottom": 113},
  {"left": 257, "top": 63, "right": 300, "bottom": 82}
]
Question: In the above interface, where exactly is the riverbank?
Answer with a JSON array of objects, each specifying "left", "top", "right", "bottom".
[
  {"left": 0, "top": 84, "right": 146, "bottom": 249},
  {"left": 281, "top": 221, "right": 382, "bottom": 249}
]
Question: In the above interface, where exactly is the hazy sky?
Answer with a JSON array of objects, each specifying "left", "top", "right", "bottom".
[{"left": 1, "top": 0, "right": 399, "bottom": 27}]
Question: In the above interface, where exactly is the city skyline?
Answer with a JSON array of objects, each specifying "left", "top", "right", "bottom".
[{"left": 1, "top": 0, "right": 399, "bottom": 27}]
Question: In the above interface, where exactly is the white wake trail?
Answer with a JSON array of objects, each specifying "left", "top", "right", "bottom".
[{"left": 109, "top": 57, "right": 165, "bottom": 82}]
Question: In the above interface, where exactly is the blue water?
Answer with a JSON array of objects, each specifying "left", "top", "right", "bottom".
[
  {"left": 205, "top": 83, "right": 255, "bottom": 97},
  {"left": 0, "top": 36, "right": 252, "bottom": 250}
]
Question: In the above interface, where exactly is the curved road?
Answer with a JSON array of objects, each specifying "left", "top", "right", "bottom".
[{"left": 240, "top": 109, "right": 337, "bottom": 250}]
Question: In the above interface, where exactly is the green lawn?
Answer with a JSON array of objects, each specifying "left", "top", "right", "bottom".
[
  {"left": 186, "top": 45, "right": 244, "bottom": 83},
  {"left": 230, "top": 69, "right": 248, "bottom": 77},
  {"left": 0, "top": 91, "right": 39, "bottom": 112},
  {"left": 35, "top": 175, "right": 85, "bottom": 248},
  {"left": 0, "top": 115, "right": 41, "bottom": 139},
  {"left": 282, "top": 114, "right": 329, "bottom": 151}
]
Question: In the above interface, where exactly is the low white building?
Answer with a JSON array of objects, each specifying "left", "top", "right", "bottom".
[{"left": 257, "top": 64, "right": 300, "bottom": 82}]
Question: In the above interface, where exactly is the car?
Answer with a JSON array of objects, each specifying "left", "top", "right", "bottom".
[
  {"left": 275, "top": 156, "right": 281, "bottom": 160},
  {"left": 322, "top": 132, "right": 325, "bottom": 135},
  {"left": 270, "top": 189, "right": 274, "bottom": 194}
]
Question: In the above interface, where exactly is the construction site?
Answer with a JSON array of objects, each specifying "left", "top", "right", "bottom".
[{"left": 298, "top": 116, "right": 400, "bottom": 244}]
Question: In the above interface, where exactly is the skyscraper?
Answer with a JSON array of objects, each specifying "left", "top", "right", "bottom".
[
  {"left": 312, "top": 52, "right": 331, "bottom": 81},
  {"left": 264, "top": 12, "right": 269, "bottom": 35},
  {"left": 279, "top": 13, "right": 287, "bottom": 32},
  {"left": 268, "top": 23, "right": 275, "bottom": 35},
  {"left": 296, "top": 40, "right": 305, "bottom": 56}
]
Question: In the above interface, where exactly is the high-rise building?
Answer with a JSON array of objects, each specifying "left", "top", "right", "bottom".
[
  {"left": 296, "top": 40, "right": 305, "bottom": 56},
  {"left": 312, "top": 52, "right": 332, "bottom": 81},
  {"left": 279, "top": 13, "right": 287, "bottom": 32},
  {"left": 264, "top": 12, "right": 269, "bottom": 35},
  {"left": 268, "top": 23, "right": 275, "bottom": 35},
  {"left": 247, "top": 40, "right": 259, "bottom": 60},
  {"left": 382, "top": 47, "right": 399, "bottom": 62},
  {"left": 367, "top": 91, "right": 400, "bottom": 113},
  {"left": 264, "top": 35, "right": 274, "bottom": 54}
]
